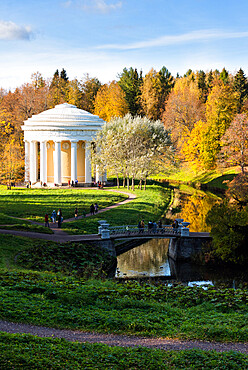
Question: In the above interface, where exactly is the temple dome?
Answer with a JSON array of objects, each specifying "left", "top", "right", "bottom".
[{"left": 23, "top": 103, "right": 104, "bottom": 128}]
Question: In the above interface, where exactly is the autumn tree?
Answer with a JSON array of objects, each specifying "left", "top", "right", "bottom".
[
  {"left": 162, "top": 76, "right": 205, "bottom": 152},
  {"left": 118, "top": 67, "right": 143, "bottom": 116},
  {"left": 80, "top": 74, "right": 101, "bottom": 113},
  {"left": 203, "top": 83, "right": 238, "bottom": 169},
  {"left": 94, "top": 81, "right": 128, "bottom": 121},
  {"left": 220, "top": 113, "right": 248, "bottom": 173},
  {"left": 181, "top": 120, "right": 209, "bottom": 172},
  {"left": 226, "top": 173, "right": 248, "bottom": 209},
  {"left": 67, "top": 79, "right": 83, "bottom": 107},
  {"left": 140, "top": 67, "right": 174, "bottom": 120}
]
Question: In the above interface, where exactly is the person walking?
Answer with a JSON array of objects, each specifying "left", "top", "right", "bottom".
[
  {"left": 74, "top": 207, "right": 78, "bottom": 219},
  {"left": 90, "top": 204, "right": 95, "bottom": 215},
  {"left": 44, "top": 213, "right": 49, "bottom": 227},
  {"left": 94, "top": 203, "right": 99, "bottom": 214},
  {"left": 51, "top": 210, "right": 56, "bottom": 223},
  {"left": 57, "top": 208, "right": 62, "bottom": 228}
]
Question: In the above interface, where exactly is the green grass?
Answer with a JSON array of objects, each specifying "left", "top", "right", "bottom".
[
  {"left": 152, "top": 165, "right": 239, "bottom": 189},
  {"left": 1, "top": 332, "right": 247, "bottom": 369},
  {"left": 0, "top": 270, "right": 247, "bottom": 343},
  {"left": 0, "top": 187, "right": 128, "bottom": 222},
  {"left": 63, "top": 185, "right": 172, "bottom": 234},
  {"left": 0, "top": 213, "right": 53, "bottom": 234},
  {"left": 0, "top": 234, "right": 54, "bottom": 269}
]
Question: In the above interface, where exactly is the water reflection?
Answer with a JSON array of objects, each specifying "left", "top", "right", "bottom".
[
  {"left": 116, "top": 239, "right": 170, "bottom": 277},
  {"left": 178, "top": 193, "right": 219, "bottom": 232},
  {"left": 116, "top": 238, "right": 248, "bottom": 287}
]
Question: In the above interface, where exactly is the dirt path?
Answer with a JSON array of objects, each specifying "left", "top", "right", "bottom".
[{"left": 0, "top": 320, "right": 247, "bottom": 353}]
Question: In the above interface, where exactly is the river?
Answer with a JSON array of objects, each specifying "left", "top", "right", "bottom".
[{"left": 116, "top": 189, "right": 248, "bottom": 287}]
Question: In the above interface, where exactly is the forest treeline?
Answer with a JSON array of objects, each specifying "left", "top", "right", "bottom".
[{"left": 0, "top": 66, "right": 248, "bottom": 182}]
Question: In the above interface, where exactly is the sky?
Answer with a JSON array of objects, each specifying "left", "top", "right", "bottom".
[{"left": 1, "top": 0, "right": 248, "bottom": 90}]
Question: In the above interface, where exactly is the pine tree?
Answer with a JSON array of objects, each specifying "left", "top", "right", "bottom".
[
  {"left": 220, "top": 68, "right": 229, "bottom": 85},
  {"left": 196, "top": 70, "right": 207, "bottom": 102},
  {"left": 233, "top": 68, "right": 248, "bottom": 113},
  {"left": 118, "top": 67, "right": 143, "bottom": 116}
]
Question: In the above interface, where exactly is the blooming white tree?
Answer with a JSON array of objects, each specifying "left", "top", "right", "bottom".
[{"left": 92, "top": 114, "right": 173, "bottom": 190}]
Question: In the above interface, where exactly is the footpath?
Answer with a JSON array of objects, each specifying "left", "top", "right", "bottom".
[{"left": 0, "top": 320, "right": 247, "bottom": 353}]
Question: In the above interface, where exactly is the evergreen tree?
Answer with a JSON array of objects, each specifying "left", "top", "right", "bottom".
[
  {"left": 233, "top": 68, "right": 248, "bottom": 113},
  {"left": 60, "top": 68, "right": 69, "bottom": 82},
  {"left": 207, "top": 70, "right": 214, "bottom": 91},
  {"left": 118, "top": 67, "right": 143, "bottom": 116},
  {"left": 196, "top": 70, "right": 207, "bottom": 102},
  {"left": 220, "top": 67, "right": 229, "bottom": 85}
]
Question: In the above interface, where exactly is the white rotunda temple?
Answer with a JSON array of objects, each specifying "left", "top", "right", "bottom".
[{"left": 22, "top": 103, "right": 105, "bottom": 186}]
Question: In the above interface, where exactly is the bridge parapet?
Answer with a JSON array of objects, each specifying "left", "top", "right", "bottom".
[{"left": 108, "top": 225, "right": 177, "bottom": 237}]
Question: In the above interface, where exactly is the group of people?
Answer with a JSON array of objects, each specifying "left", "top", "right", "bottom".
[
  {"left": 138, "top": 219, "right": 163, "bottom": 233},
  {"left": 45, "top": 203, "right": 100, "bottom": 228},
  {"left": 68, "top": 179, "right": 79, "bottom": 187},
  {"left": 90, "top": 203, "right": 99, "bottom": 215},
  {"left": 138, "top": 219, "right": 162, "bottom": 233},
  {"left": 44, "top": 208, "right": 63, "bottom": 228},
  {"left": 138, "top": 219, "right": 179, "bottom": 233}
]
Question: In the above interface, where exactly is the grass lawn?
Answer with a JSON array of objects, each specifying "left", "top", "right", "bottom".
[
  {"left": 63, "top": 185, "right": 172, "bottom": 234},
  {"left": 0, "top": 186, "right": 128, "bottom": 223}
]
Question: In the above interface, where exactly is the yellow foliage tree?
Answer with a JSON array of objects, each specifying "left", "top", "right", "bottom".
[
  {"left": 94, "top": 81, "right": 128, "bottom": 121},
  {"left": 182, "top": 120, "right": 209, "bottom": 172},
  {"left": 163, "top": 76, "right": 205, "bottom": 151}
]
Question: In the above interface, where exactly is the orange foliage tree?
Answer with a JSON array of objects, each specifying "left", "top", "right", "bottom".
[{"left": 94, "top": 81, "right": 128, "bottom": 121}]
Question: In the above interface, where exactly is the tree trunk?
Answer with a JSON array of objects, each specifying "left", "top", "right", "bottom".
[
  {"left": 123, "top": 177, "right": 126, "bottom": 187},
  {"left": 127, "top": 176, "right": 129, "bottom": 190},
  {"left": 144, "top": 177, "right": 147, "bottom": 190},
  {"left": 139, "top": 179, "right": 142, "bottom": 190},
  {"left": 132, "top": 177, "right": 135, "bottom": 191},
  {"left": 117, "top": 174, "right": 119, "bottom": 188}
]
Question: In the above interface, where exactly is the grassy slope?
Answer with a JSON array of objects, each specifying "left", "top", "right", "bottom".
[
  {"left": 63, "top": 185, "right": 172, "bottom": 234},
  {"left": 153, "top": 164, "right": 239, "bottom": 189},
  {"left": 0, "top": 271, "right": 247, "bottom": 343},
  {"left": 1, "top": 332, "right": 247, "bottom": 369}
]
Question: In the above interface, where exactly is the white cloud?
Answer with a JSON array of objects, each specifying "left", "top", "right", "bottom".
[
  {"left": 96, "top": 29, "right": 248, "bottom": 50},
  {"left": 0, "top": 20, "right": 33, "bottom": 41},
  {"left": 65, "top": 0, "right": 122, "bottom": 13},
  {"left": 92, "top": 0, "right": 122, "bottom": 13}
]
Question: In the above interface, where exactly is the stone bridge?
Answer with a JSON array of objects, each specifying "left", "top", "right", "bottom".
[{"left": 97, "top": 220, "right": 211, "bottom": 261}]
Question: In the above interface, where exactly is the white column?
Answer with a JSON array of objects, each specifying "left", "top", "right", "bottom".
[
  {"left": 30, "top": 141, "right": 37, "bottom": 184},
  {"left": 95, "top": 165, "right": 101, "bottom": 183},
  {"left": 85, "top": 143, "right": 92, "bottom": 183},
  {"left": 71, "top": 141, "right": 77, "bottom": 183},
  {"left": 40, "top": 141, "right": 47, "bottom": 184},
  {"left": 24, "top": 141, "right": 30, "bottom": 182},
  {"left": 54, "top": 141, "right": 61, "bottom": 185}
]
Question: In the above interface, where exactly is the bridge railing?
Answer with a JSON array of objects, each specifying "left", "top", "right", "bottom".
[{"left": 108, "top": 224, "right": 178, "bottom": 236}]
